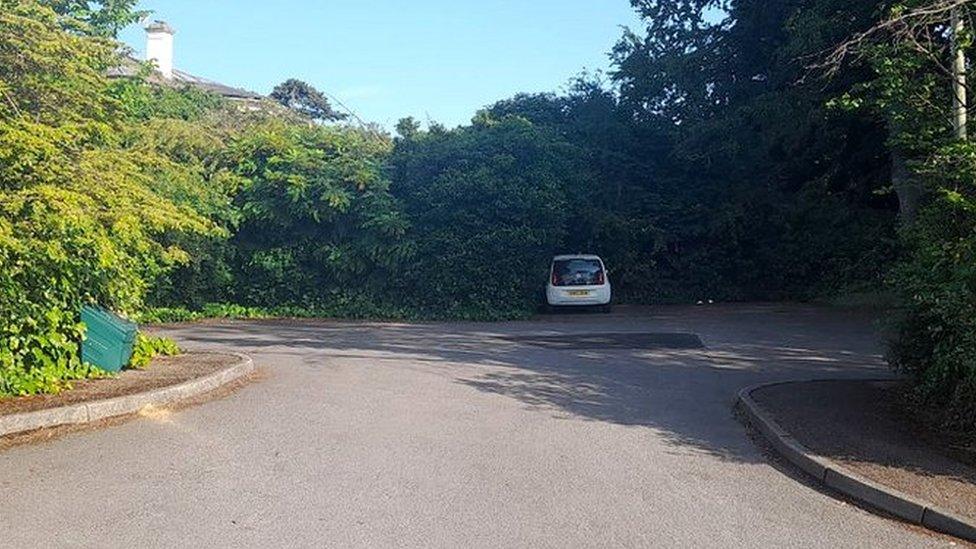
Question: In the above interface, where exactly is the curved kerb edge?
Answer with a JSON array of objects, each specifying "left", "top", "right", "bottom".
[
  {"left": 737, "top": 380, "right": 976, "bottom": 543},
  {"left": 0, "top": 353, "right": 255, "bottom": 438}
]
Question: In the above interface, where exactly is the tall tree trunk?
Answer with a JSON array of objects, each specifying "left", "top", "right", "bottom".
[
  {"left": 952, "top": 7, "right": 968, "bottom": 140},
  {"left": 892, "top": 148, "right": 922, "bottom": 223},
  {"left": 894, "top": 6, "right": 968, "bottom": 224}
]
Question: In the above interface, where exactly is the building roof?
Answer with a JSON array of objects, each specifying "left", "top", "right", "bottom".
[
  {"left": 108, "top": 56, "right": 264, "bottom": 101},
  {"left": 169, "top": 68, "right": 264, "bottom": 100}
]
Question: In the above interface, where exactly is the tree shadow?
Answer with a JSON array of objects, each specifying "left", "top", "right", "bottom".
[
  {"left": 153, "top": 304, "right": 894, "bottom": 466},
  {"left": 753, "top": 379, "right": 976, "bottom": 519}
]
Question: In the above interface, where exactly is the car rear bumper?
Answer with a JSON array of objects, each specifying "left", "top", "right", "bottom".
[{"left": 546, "top": 285, "right": 611, "bottom": 306}]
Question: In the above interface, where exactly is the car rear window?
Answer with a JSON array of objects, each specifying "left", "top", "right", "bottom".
[{"left": 552, "top": 259, "right": 604, "bottom": 286}]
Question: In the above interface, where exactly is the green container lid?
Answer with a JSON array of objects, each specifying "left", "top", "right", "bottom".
[{"left": 81, "top": 306, "right": 137, "bottom": 373}]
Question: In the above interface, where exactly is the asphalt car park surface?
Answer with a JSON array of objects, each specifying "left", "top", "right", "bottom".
[{"left": 0, "top": 305, "right": 949, "bottom": 547}]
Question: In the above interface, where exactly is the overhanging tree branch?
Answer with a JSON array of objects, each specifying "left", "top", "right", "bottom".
[{"left": 811, "top": 0, "right": 973, "bottom": 79}]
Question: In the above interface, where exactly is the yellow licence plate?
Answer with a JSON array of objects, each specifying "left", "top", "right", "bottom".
[{"left": 568, "top": 290, "right": 591, "bottom": 297}]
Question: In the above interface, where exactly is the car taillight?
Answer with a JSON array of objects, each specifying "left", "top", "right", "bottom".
[
  {"left": 551, "top": 272, "right": 560, "bottom": 286},
  {"left": 595, "top": 271, "right": 605, "bottom": 285}
]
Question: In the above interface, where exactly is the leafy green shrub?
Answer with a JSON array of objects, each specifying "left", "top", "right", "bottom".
[
  {"left": 0, "top": 2, "right": 217, "bottom": 396},
  {"left": 128, "top": 333, "right": 180, "bottom": 369},
  {"left": 137, "top": 304, "right": 270, "bottom": 323},
  {"left": 475, "top": 78, "right": 897, "bottom": 306},
  {"left": 225, "top": 121, "right": 410, "bottom": 307},
  {"left": 888, "top": 144, "right": 976, "bottom": 435},
  {"left": 389, "top": 117, "right": 579, "bottom": 317},
  {"left": 141, "top": 299, "right": 413, "bottom": 324}
]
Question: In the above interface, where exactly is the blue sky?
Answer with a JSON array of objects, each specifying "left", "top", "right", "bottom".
[{"left": 119, "top": 1, "right": 643, "bottom": 128}]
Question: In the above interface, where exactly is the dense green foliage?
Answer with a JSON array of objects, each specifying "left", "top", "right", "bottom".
[
  {"left": 890, "top": 182, "right": 976, "bottom": 432},
  {"left": 834, "top": 1, "right": 976, "bottom": 436},
  {"left": 429, "top": 2, "right": 899, "bottom": 306},
  {"left": 46, "top": 0, "right": 147, "bottom": 37},
  {"left": 129, "top": 332, "right": 179, "bottom": 369},
  {"left": 270, "top": 79, "right": 347, "bottom": 123},
  {"left": 388, "top": 117, "right": 581, "bottom": 317},
  {"left": 607, "top": 0, "right": 976, "bottom": 433},
  {"left": 227, "top": 122, "right": 407, "bottom": 306},
  {"left": 0, "top": 0, "right": 216, "bottom": 395}
]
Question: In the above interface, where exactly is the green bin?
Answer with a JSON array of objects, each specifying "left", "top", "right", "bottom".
[{"left": 81, "top": 306, "right": 137, "bottom": 373}]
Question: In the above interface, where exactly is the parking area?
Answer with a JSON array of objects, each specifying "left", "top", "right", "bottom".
[{"left": 0, "top": 305, "right": 945, "bottom": 547}]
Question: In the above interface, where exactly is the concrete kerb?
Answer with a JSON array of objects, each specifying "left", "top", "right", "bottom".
[
  {"left": 0, "top": 353, "right": 254, "bottom": 437},
  {"left": 736, "top": 380, "right": 976, "bottom": 543}
]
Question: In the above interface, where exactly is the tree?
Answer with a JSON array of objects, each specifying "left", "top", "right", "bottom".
[
  {"left": 816, "top": 0, "right": 975, "bottom": 221},
  {"left": 394, "top": 116, "right": 421, "bottom": 140},
  {"left": 0, "top": 0, "right": 216, "bottom": 395},
  {"left": 270, "top": 79, "right": 348, "bottom": 123},
  {"left": 612, "top": 4, "right": 723, "bottom": 123},
  {"left": 41, "top": 0, "right": 148, "bottom": 37},
  {"left": 819, "top": 0, "right": 976, "bottom": 439},
  {"left": 388, "top": 116, "right": 592, "bottom": 317},
  {"left": 607, "top": 0, "right": 897, "bottom": 300},
  {"left": 227, "top": 121, "right": 407, "bottom": 306}
]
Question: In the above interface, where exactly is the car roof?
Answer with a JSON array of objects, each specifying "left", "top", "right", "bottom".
[{"left": 552, "top": 254, "right": 603, "bottom": 261}]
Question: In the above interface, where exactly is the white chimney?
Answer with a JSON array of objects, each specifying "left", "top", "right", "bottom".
[{"left": 145, "top": 21, "right": 175, "bottom": 79}]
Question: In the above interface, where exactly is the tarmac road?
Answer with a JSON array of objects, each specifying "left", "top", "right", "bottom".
[{"left": 0, "top": 305, "right": 951, "bottom": 547}]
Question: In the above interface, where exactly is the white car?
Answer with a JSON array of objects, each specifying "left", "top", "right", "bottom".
[{"left": 546, "top": 255, "right": 612, "bottom": 312}]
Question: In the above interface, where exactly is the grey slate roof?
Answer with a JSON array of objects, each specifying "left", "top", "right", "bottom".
[
  {"left": 169, "top": 69, "right": 264, "bottom": 100},
  {"left": 108, "top": 56, "right": 264, "bottom": 101}
]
